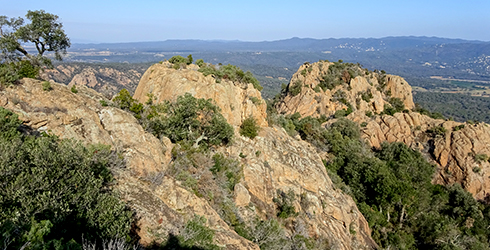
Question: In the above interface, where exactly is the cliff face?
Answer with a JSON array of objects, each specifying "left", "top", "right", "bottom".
[
  {"left": 1, "top": 72, "right": 377, "bottom": 248},
  {"left": 278, "top": 61, "right": 490, "bottom": 201},
  {"left": 133, "top": 62, "right": 268, "bottom": 127}
]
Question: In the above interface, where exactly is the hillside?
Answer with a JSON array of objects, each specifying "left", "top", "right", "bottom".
[{"left": 3, "top": 58, "right": 490, "bottom": 249}]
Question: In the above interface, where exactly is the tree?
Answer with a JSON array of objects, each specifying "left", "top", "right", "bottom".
[{"left": 0, "top": 10, "right": 70, "bottom": 67}]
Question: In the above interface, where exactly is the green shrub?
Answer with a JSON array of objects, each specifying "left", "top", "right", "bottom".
[
  {"left": 149, "top": 93, "right": 233, "bottom": 148},
  {"left": 198, "top": 62, "right": 263, "bottom": 91},
  {"left": 210, "top": 153, "right": 243, "bottom": 191},
  {"left": 273, "top": 190, "right": 297, "bottom": 218},
  {"left": 240, "top": 117, "right": 260, "bottom": 139},
  {"left": 99, "top": 100, "right": 108, "bottom": 107},
  {"left": 70, "top": 85, "right": 78, "bottom": 93},
  {"left": 474, "top": 154, "right": 488, "bottom": 163},
  {"left": 0, "top": 107, "right": 132, "bottom": 248},
  {"left": 249, "top": 96, "right": 261, "bottom": 105},
  {"left": 288, "top": 80, "right": 303, "bottom": 96},
  {"left": 42, "top": 81, "right": 52, "bottom": 91},
  {"left": 177, "top": 215, "right": 220, "bottom": 250},
  {"left": 426, "top": 125, "right": 447, "bottom": 136}
]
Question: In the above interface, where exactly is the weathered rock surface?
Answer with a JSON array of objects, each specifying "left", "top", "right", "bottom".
[
  {"left": 0, "top": 79, "right": 259, "bottom": 249},
  {"left": 353, "top": 111, "right": 490, "bottom": 201},
  {"left": 220, "top": 127, "right": 377, "bottom": 249},
  {"left": 276, "top": 61, "right": 414, "bottom": 118},
  {"left": 277, "top": 61, "right": 490, "bottom": 201},
  {"left": 133, "top": 62, "right": 268, "bottom": 127},
  {"left": 41, "top": 63, "right": 145, "bottom": 97}
]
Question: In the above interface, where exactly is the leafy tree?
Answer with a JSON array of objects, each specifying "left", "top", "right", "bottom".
[{"left": 0, "top": 10, "right": 70, "bottom": 67}]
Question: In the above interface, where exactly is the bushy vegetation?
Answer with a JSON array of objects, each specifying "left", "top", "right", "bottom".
[
  {"left": 112, "top": 90, "right": 234, "bottom": 149},
  {"left": 239, "top": 117, "right": 260, "bottom": 139},
  {"left": 381, "top": 97, "right": 406, "bottom": 115},
  {"left": 321, "top": 118, "right": 490, "bottom": 249},
  {"left": 149, "top": 93, "right": 234, "bottom": 149},
  {"left": 197, "top": 61, "right": 263, "bottom": 91},
  {"left": 317, "top": 60, "right": 364, "bottom": 91},
  {"left": 0, "top": 60, "right": 39, "bottom": 86},
  {"left": 168, "top": 54, "right": 193, "bottom": 69},
  {"left": 0, "top": 107, "right": 133, "bottom": 249}
]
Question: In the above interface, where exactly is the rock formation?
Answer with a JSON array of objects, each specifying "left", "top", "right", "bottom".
[
  {"left": 1, "top": 68, "right": 378, "bottom": 248},
  {"left": 41, "top": 63, "right": 145, "bottom": 97},
  {"left": 133, "top": 62, "right": 268, "bottom": 127},
  {"left": 276, "top": 61, "right": 414, "bottom": 118},
  {"left": 278, "top": 61, "right": 490, "bottom": 201}
]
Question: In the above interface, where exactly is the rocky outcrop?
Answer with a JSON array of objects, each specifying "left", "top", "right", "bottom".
[
  {"left": 41, "top": 63, "right": 145, "bottom": 97},
  {"left": 220, "top": 126, "right": 377, "bottom": 249},
  {"left": 0, "top": 79, "right": 258, "bottom": 249},
  {"left": 352, "top": 111, "right": 490, "bottom": 201},
  {"left": 277, "top": 61, "right": 490, "bottom": 201},
  {"left": 133, "top": 62, "right": 268, "bottom": 127},
  {"left": 276, "top": 61, "right": 414, "bottom": 118}
]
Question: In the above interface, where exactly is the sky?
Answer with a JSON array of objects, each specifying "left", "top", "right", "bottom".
[{"left": 2, "top": 0, "right": 489, "bottom": 43}]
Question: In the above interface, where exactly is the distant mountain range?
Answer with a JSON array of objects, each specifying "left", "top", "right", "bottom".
[{"left": 69, "top": 36, "right": 488, "bottom": 52}]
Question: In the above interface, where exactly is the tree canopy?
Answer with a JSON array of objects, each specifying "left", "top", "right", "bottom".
[{"left": 0, "top": 10, "right": 70, "bottom": 67}]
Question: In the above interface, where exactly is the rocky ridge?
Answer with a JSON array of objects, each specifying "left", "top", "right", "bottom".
[
  {"left": 276, "top": 61, "right": 414, "bottom": 118},
  {"left": 278, "top": 61, "right": 490, "bottom": 201},
  {"left": 1, "top": 66, "right": 377, "bottom": 249},
  {"left": 133, "top": 62, "right": 268, "bottom": 127},
  {"left": 41, "top": 63, "right": 146, "bottom": 97}
]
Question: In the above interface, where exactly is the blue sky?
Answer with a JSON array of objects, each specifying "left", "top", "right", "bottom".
[{"left": 2, "top": 0, "right": 489, "bottom": 43}]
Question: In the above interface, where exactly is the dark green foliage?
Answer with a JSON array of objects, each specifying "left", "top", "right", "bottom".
[
  {"left": 414, "top": 103, "right": 446, "bottom": 120},
  {"left": 320, "top": 117, "right": 490, "bottom": 249},
  {"left": 149, "top": 93, "right": 233, "bottom": 148},
  {"left": 360, "top": 89, "right": 374, "bottom": 102},
  {"left": 210, "top": 153, "right": 243, "bottom": 192},
  {"left": 287, "top": 80, "right": 302, "bottom": 96},
  {"left": 239, "top": 117, "right": 260, "bottom": 139},
  {"left": 168, "top": 54, "right": 193, "bottom": 69},
  {"left": 70, "top": 84, "right": 78, "bottom": 93},
  {"left": 382, "top": 97, "right": 406, "bottom": 115},
  {"left": 427, "top": 125, "right": 447, "bottom": 137},
  {"left": 198, "top": 62, "right": 263, "bottom": 91},
  {"left": 273, "top": 190, "right": 297, "bottom": 219},
  {"left": 318, "top": 61, "right": 363, "bottom": 91},
  {"left": 414, "top": 92, "right": 490, "bottom": 123},
  {"left": 99, "top": 99, "right": 108, "bottom": 107},
  {"left": 0, "top": 60, "right": 39, "bottom": 86},
  {"left": 112, "top": 88, "right": 144, "bottom": 119},
  {"left": 0, "top": 107, "right": 132, "bottom": 249},
  {"left": 474, "top": 154, "right": 488, "bottom": 163}
]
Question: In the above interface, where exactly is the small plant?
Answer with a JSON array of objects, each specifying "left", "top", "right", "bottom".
[
  {"left": 42, "top": 81, "right": 52, "bottom": 91},
  {"left": 249, "top": 96, "right": 261, "bottom": 105},
  {"left": 273, "top": 190, "right": 297, "bottom": 219},
  {"left": 472, "top": 167, "right": 482, "bottom": 173},
  {"left": 427, "top": 126, "right": 447, "bottom": 137},
  {"left": 365, "top": 111, "right": 373, "bottom": 117},
  {"left": 360, "top": 122, "right": 368, "bottom": 128},
  {"left": 453, "top": 124, "right": 465, "bottom": 131},
  {"left": 474, "top": 154, "right": 489, "bottom": 163},
  {"left": 70, "top": 85, "right": 78, "bottom": 93},
  {"left": 255, "top": 151, "right": 261, "bottom": 157},
  {"left": 99, "top": 100, "right": 108, "bottom": 107},
  {"left": 240, "top": 117, "right": 260, "bottom": 139},
  {"left": 239, "top": 152, "right": 247, "bottom": 158},
  {"left": 288, "top": 80, "right": 303, "bottom": 96}
]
